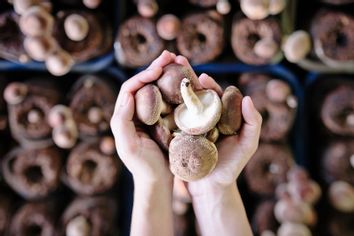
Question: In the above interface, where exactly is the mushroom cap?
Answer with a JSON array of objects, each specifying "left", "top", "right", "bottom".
[
  {"left": 99, "top": 136, "right": 116, "bottom": 156},
  {"left": 265, "top": 79, "right": 291, "bottom": 103},
  {"left": 169, "top": 134, "right": 218, "bottom": 182},
  {"left": 206, "top": 127, "right": 219, "bottom": 143},
  {"left": 66, "top": 215, "right": 91, "bottom": 236},
  {"left": 137, "top": 0, "right": 158, "bottom": 18},
  {"left": 269, "top": 0, "right": 286, "bottom": 15},
  {"left": 216, "top": 0, "right": 231, "bottom": 15},
  {"left": 157, "top": 63, "right": 200, "bottom": 104},
  {"left": 329, "top": 181, "right": 354, "bottom": 212},
  {"left": 150, "top": 115, "right": 176, "bottom": 151},
  {"left": 254, "top": 38, "right": 279, "bottom": 59},
  {"left": 48, "top": 105, "right": 72, "bottom": 128},
  {"left": 135, "top": 84, "right": 164, "bottom": 125},
  {"left": 64, "top": 14, "right": 90, "bottom": 42},
  {"left": 156, "top": 14, "right": 181, "bottom": 40},
  {"left": 274, "top": 199, "right": 316, "bottom": 225},
  {"left": 175, "top": 89, "right": 222, "bottom": 135},
  {"left": 240, "top": 0, "right": 270, "bottom": 20},
  {"left": 283, "top": 30, "right": 311, "bottom": 63},
  {"left": 277, "top": 223, "right": 311, "bottom": 236},
  {"left": 3, "top": 82, "right": 28, "bottom": 105},
  {"left": 19, "top": 6, "right": 53, "bottom": 37},
  {"left": 218, "top": 86, "right": 243, "bottom": 135},
  {"left": 53, "top": 122, "right": 78, "bottom": 149},
  {"left": 45, "top": 50, "right": 74, "bottom": 76},
  {"left": 83, "top": 0, "right": 101, "bottom": 9},
  {"left": 13, "top": 0, "right": 40, "bottom": 15},
  {"left": 24, "top": 36, "right": 56, "bottom": 61}
]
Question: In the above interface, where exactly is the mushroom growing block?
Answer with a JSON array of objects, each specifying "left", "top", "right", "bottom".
[
  {"left": 169, "top": 133, "right": 218, "bottom": 181},
  {"left": 174, "top": 78, "right": 222, "bottom": 135}
]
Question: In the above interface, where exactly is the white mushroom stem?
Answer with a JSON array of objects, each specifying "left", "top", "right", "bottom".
[
  {"left": 180, "top": 78, "right": 203, "bottom": 114},
  {"left": 66, "top": 215, "right": 91, "bottom": 236},
  {"left": 346, "top": 113, "right": 354, "bottom": 126},
  {"left": 27, "top": 109, "right": 42, "bottom": 123}
]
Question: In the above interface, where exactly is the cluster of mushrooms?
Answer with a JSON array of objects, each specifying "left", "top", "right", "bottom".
[
  {"left": 135, "top": 64, "right": 243, "bottom": 181},
  {"left": 10, "top": 0, "right": 102, "bottom": 76}
]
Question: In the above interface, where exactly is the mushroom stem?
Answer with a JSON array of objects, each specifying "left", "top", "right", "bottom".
[
  {"left": 160, "top": 100, "right": 172, "bottom": 116},
  {"left": 180, "top": 78, "right": 203, "bottom": 114},
  {"left": 27, "top": 109, "right": 42, "bottom": 123},
  {"left": 66, "top": 215, "right": 91, "bottom": 236},
  {"left": 160, "top": 113, "right": 177, "bottom": 131}
]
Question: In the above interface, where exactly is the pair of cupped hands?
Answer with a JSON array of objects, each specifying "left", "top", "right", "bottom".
[{"left": 110, "top": 50, "right": 262, "bottom": 197}]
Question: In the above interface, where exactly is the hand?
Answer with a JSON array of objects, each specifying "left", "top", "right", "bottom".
[
  {"left": 174, "top": 56, "right": 263, "bottom": 196},
  {"left": 110, "top": 50, "right": 176, "bottom": 185}
]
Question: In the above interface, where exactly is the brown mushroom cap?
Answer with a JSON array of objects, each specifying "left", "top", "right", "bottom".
[
  {"left": 157, "top": 14, "right": 181, "bottom": 41},
  {"left": 19, "top": 6, "right": 54, "bottom": 37},
  {"left": 175, "top": 78, "right": 222, "bottom": 135},
  {"left": 150, "top": 114, "right": 177, "bottom": 151},
  {"left": 3, "top": 82, "right": 28, "bottom": 105},
  {"left": 206, "top": 127, "right": 219, "bottom": 143},
  {"left": 137, "top": 0, "right": 158, "bottom": 18},
  {"left": 24, "top": 36, "right": 56, "bottom": 61},
  {"left": 157, "top": 63, "right": 200, "bottom": 104},
  {"left": 169, "top": 134, "right": 218, "bottom": 182},
  {"left": 135, "top": 84, "right": 171, "bottom": 125},
  {"left": 45, "top": 50, "right": 74, "bottom": 76},
  {"left": 218, "top": 86, "right": 243, "bottom": 135},
  {"left": 64, "top": 14, "right": 90, "bottom": 42}
]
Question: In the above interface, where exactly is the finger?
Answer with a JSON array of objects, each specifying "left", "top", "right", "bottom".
[
  {"left": 175, "top": 55, "right": 202, "bottom": 90},
  {"left": 198, "top": 73, "right": 223, "bottom": 96},
  {"left": 147, "top": 50, "right": 176, "bottom": 69},
  {"left": 238, "top": 96, "right": 262, "bottom": 153},
  {"left": 111, "top": 92, "right": 138, "bottom": 154},
  {"left": 114, "top": 67, "right": 162, "bottom": 113}
]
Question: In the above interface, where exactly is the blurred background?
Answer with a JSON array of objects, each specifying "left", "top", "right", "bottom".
[{"left": 0, "top": 0, "right": 353, "bottom": 235}]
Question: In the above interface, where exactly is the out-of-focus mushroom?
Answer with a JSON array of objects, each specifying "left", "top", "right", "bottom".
[
  {"left": 19, "top": 6, "right": 54, "bottom": 37},
  {"left": 150, "top": 114, "right": 177, "bottom": 151},
  {"left": 45, "top": 50, "right": 74, "bottom": 76},
  {"left": 99, "top": 136, "right": 116, "bottom": 156},
  {"left": 83, "top": 0, "right": 101, "bottom": 9},
  {"left": 64, "top": 14, "right": 89, "bottom": 42},
  {"left": 216, "top": 0, "right": 231, "bottom": 15},
  {"left": 156, "top": 14, "right": 181, "bottom": 41},
  {"left": 66, "top": 215, "right": 91, "bottom": 236},
  {"left": 169, "top": 134, "right": 218, "bottom": 181},
  {"left": 277, "top": 222, "right": 311, "bottom": 236},
  {"left": 206, "top": 127, "right": 219, "bottom": 143},
  {"left": 265, "top": 79, "right": 291, "bottom": 103},
  {"left": 3, "top": 82, "right": 28, "bottom": 105},
  {"left": 136, "top": 0, "right": 158, "bottom": 18},
  {"left": 48, "top": 105, "right": 72, "bottom": 128},
  {"left": 288, "top": 180, "right": 322, "bottom": 205},
  {"left": 240, "top": 0, "right": 270, "bottom": 20},
  {"left": 13, "top": 0, "right": 40, "bottom": 15},
  {"left": 254, "top": 39, "right": 279, "bottom": 59},
  {"left": 135, "top": 84, "right": 171, "bottom": 125},
  {"left": 329, "top": 181, "right": 354, "bottom": 213},
  {"left": 269, "top": 0, "right": 286, "bottom": 15},
  {"left": 218, "top": 86, "right": 243, "bottom": 135},
  {"left": 52, "top": 121, "right": 78, "bottom": 149},
  {"left": 157, "top": 63, "right": 200, "bottom": 104},
  {"left": 175, "top": 78, "right": 222, "bottom": 135},
  {"left": 24, "top": 36, "right": 56, "bottom": 61},
  {"left": 283, "top": 31, "right": 312, "bottom": 63}
]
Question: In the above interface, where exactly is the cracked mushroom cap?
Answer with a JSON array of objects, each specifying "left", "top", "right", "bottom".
[
  {"left": 169, "top": 134, "right": 218, "bottom": 182},
  {"left": 157, "top": 63, "right": 200, "bottom": 104},
  {"left": 174, "top": 78, "right": 222, "bottom": 135},
  {"left": 135, "top": 84, "right": 171, "bottom": 125},
  {"left": 218, "top": 86, "right": 243, "bottom": 135}
]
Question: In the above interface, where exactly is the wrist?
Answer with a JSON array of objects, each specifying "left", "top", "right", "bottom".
[
  {"left": 133, "top": 174, "right": 173, "bottom": 192},
  {"left": 188, "top": 179, "right": 237, "bottom": 198}
]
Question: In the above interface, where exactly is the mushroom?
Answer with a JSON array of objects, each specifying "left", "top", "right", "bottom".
[
  {"left": 66, "top": 215, "right": 91, "bottom": 236},
  {"left": 169, "top": 133, "right": 218, "bottom": 182},
  {"left": 48, "top": 105, "right": 73, "bottom": 128},
  {"left": 3, "top": 82, "right": 28, "bottom": 105},
  {"left": 83, "top": 0, "right": 101, "bottom": 9},
  {"left": 269, "top": 0, "right": 286, "bottom": 15},
  {"left": 136, "top": 0, "right": 158, "bottom": 18},
  {"left": 150, "top": 113, "right": 177, "bottom": 151},
  {"left": 45, "top": 50, "right": 74, "bottom": 76},
  {"left": 135, "top": 84, "right": 172, "bottom": 125},
  {"left": 277, "top": 223, "right": 311, "bottom": 236},
  {"left": 240, "top": 0, "right": 270, "bottom": 20},
  {"left": 52, "top": 121, "right": 78, "bottom": 149},
  {"left": 216, "top": 0, "right": 231, "bottom": 15},
  {"left": 64, "top": 14, "right": 90, "bottom": 42},
  {"left": 217, "top": 86, "right": 243, "bottom": 135},
  {"left": 27, "top": 109, "right": 43, "bottom": 124},
  {"left": 283, "top": 31, "right": 312, "bottom": 63},
  {"left": 254, "top": 39, "right": 279, "bottom": 59},
  {"left": 156, "top": 14, "right": 181, "bottom": 41},
  {"left": 287, "top": 180, "right": 322, "bottom": 205},
  {"left": 13, "top": 0, "right": 40, "bottom": 15},
  {"left": 265, "top": 79, "right": 291, "bottom": 103},
  {"left": 329, "top": 181, "right": 354, "bottom": 213},
  {"left": 19, "top": 6, "right": 54, "bottom": 37},
  {"left": 157, "top": 63, "right": 200, "bottom": 104},
  {"left": 87, "top": 106, "right": 103, "bottom": 124},
  {"left": 99, "top": 136, "right": 116, "bottom": 156},
  {"left": 24, "top": 36, "right": 57, "bottom": 61},
  {"left": 174, "top": 78, "right": 222, "bottom": 135},
  {"left": 206, "top": 127, "right": 219, "bottom": 143}
]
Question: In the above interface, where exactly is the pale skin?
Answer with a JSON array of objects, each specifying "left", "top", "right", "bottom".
[{"left": 111, "top": 50, "right": 262, "bottom": 236}]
